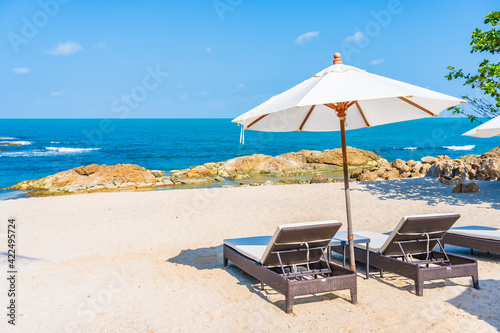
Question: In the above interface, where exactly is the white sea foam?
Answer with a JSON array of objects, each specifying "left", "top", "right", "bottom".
[
  {"left": 45, "top": 147, "right": 101, "bottom": 153},
  {"left": 0, "top": 147, "right": 100, "bottom": 158},
  {"left": 0, "top": 152, "right": 32, "bottom": 157},
  {"left": 403, "top": 147, "right": 417, "bottom": 150},
  {"left": 0, "top": 137, "right": 16, "bottom": 140},
  {"left": 0, "top": 140, "right": 32, "bottom": 145},
  {"left": 443, "top": 145, "right": 475, "bottom": 151}
]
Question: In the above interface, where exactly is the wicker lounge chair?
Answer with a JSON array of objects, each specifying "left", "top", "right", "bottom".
[
  {"left": 223, "top": 221, "right": 357, "bottom": 313},
  {"left": 443, "top": 226, "right": 500, "bottom": 255},
  {"left": 332, "top": 214, "right": 479, "bottom": 296}
]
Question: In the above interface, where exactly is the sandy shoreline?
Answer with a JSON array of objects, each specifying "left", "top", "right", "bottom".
[{"left": 0, "top": 178, "right": 498, "bottom": 332}]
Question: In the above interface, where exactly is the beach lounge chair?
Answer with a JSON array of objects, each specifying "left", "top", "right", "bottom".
[
  {"left": 443, "top": 226, "right": 500, "bottom": 255},
  {"left": 223, "top": 221, "right": 357, "bottom": 313},
  {"left": 333, "top": 214, "right": 479, "bottom": 296}
]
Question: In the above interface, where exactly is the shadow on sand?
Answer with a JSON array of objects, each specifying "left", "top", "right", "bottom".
[
  {"left": 166, "top": 245, "right": 224, "bottom": 270},
  {"left": 166, "top": 245, "right": 347, "bottom": 312},
  {"left": 0, "top": 251, "right": 44, "bottom": 263},
  {"left": 447, "top": 278, "right": 500, "bottom": 330},
  {"left": 354, "top": 178, "right": 500, "bottom": 209}
]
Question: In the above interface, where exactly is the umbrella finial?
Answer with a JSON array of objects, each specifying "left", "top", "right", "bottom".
[{"left": 333, "top": 53, "right": 342, "bottom": 64}]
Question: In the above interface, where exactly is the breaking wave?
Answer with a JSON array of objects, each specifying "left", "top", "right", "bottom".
[
  {"left": 45, "top": 147, "right": 101, "bottom": 153},
  {"left": 443, "top": 145, "right": 475, "bottom": 151},
  {"left": 0, "top": 147, "right": 101, "bottom": 158}
]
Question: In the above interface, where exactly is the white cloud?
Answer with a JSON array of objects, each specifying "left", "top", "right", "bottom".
[
  {"left": 229, "top": 83, "right": 246, "bottom": 94},
  {"left": 93, "top": 42, "right": 106, "bottom": 49},
  {"left": 344, "top": 32, "right": 364, "bottom": 43},
  {"left": 198, "top": 91, "right": 208, "bottom": 96},
  {"left": 12, "top": 67, "right": 31, "bottom": 74},
  {"left": 295, "top": 31, "right": 319, "bottom": 45},
  {"left": 50, "top": 91, "right": 63, "bottom": 97},
  {"left": 48, "top": 41, "right": 83, "bottom": 56},
  {"left": 370, "top": 58, "right": 385, "bottom": 65},
  {"left": 180, "top": 94, "right": 189, "bottom": 100},
  {"left": 206, "top": 48, "right": 212, "bottom": 54}
]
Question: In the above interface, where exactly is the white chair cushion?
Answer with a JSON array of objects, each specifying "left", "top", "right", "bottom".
[
  {"left": 448, "top": 226, "right": 500, "bottom": 241},
  {"left": 224, "top": 236, "right": 272, "bottom": 262},
  {"left": 224, "top": 220, "right": 340, "bottom": 264},
  {"left": 353, "top": 231, "right": 389, "bottom": 253}
]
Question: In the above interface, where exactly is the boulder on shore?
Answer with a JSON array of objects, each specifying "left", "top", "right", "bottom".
[
  {"left": 5, "top": 164, "right": 175, "bottom": 196},
  {"left": 310, "top": 174, "right": 327, "bottom": 184},
  {"left": 428, "top": 146, "right": 500, "bottom": 183},
  {"left": 350, "top": 146, "right": 500, "bottom": 183},
  {"left": 350, "top": 157, "right": 429, "bottom": 182},
  {"left": 452, "top": 183, "right": 481, "bottom": 193},
  {"left": 170, "top": 166, "right": 224, "bottom": 184}
]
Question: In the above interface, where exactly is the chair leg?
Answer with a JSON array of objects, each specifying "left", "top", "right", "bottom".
[
  {"left": 350, "top": 287, "right": 358, "bottom": 304},
  {"left": 223, "top": 257, "right": 228, "bottom": 267},
  {"left": 472, "top": 275, "right": 480, "bottom": 290},
  {"left": 380, "top": 268, "right": 384, "bottom": 278},
  {"left": 415, "top": 280, "right": 424, "bottom": 296},
  {"left": 260, "top": 282, "right": 265, "bottom": 290},
  {"left": 285, "top": 295, "right": 294, "bottom": 314}
]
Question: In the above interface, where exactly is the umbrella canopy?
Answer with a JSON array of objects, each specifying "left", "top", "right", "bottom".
[
  {"left": 232, "top": 53, "right": 466, "bottom": 270},
  {"left": 234, "top": 56, "right": 464, "bottom": 131},
  {"left": 462, "top": 115, "right": 500, "bottom": 138}
]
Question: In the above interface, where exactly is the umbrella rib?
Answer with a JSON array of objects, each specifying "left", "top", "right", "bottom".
[
  {"left": 346, "top": 100, "right": 357, "bottom": 109},
  {"left": 246, "top": 114, "right": 269, "bottom": 129},
  {"left": 299, "top": 105, "right": 316, "bottom": 131},
  {"left": 355, "top": 102, "right": 370, "bottom": 127},
  {"left": 324, "top": 103, "right": 337, "bottom": 111},
  {"left": 398, "top": 97, "right": 436, "bottom": 116}
]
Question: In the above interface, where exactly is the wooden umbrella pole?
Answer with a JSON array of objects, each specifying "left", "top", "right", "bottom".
[
  {"left": 330, "top": 53, "right": 356, "bottom": 270},
  {"left": 340, "top": 117, "right": 356, "bottom": 270},
  {"left": 339, "top": 116, "right": 356, "bottom": 271},
  {"left": 324, "top": 98, "right": 356, "bottom": 271}
]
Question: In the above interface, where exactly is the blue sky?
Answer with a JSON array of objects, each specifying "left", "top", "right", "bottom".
[{"left": 1, "top": 0, "right": 498, "bottom": 118}]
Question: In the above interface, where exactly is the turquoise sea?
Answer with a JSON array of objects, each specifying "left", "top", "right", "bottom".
[{"left": 1, "top": 118, "right": 499, "bottom": 198}]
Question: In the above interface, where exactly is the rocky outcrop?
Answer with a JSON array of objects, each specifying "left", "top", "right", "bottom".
[
  {"left": 3, "top": 147, "right": 384, "bottom": 196},
  {"left": 349, "top": 147, "right": 500, "bottom": 183},
  {"left": 170, "top": 166, "right": 224, "bottom": 184},
  {"left": 215, "top": 147, "right": 385, "bottom": 179},
  {"left": 427, "top": 147, "right": 500, "bottom": 184},
  {"left": 350, "top": 156, "right": 433, "bottom": 181},
  {"left": 7, "top": 146, "right": 498, "bottom": 196},
  {"left": 482, "top": 146, "right": 500, "bottom": 159},
  {"left": 6, "top": 164, "right": 175, "bottom": 196}
]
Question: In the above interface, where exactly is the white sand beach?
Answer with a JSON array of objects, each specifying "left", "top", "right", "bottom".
[{"left": 0, "top": 178, "right": 498, "bottom": 332}]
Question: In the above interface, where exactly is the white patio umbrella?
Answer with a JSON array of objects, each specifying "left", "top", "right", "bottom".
[
  {"left": 462, "top": 115, "right": 500, "bottom": 138},
  {"left": 232, "top": 53, "right": 466, "bottom": 270}
]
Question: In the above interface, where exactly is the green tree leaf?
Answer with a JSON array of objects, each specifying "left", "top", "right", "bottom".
[{"left": 446, "top": 11, "right": 500, "bottom": 123}]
